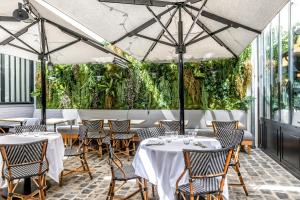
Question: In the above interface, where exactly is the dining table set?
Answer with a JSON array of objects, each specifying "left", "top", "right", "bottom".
[{"left": 133, "top": 132, "right": 229, "bottom": 200}]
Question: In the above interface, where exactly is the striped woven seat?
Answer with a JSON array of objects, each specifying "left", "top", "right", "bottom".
[
  {"left": 64, "top": 148, "right": 82, "bottom": 156},
  {"left": 3, "top": 161, "right": 48, "bottom": 180},
  {"left": 114, "top": 164, "right": 138, "bottom": 181},
  {"left": 107, "top": 143, "right": 143, "bottom": 199},
  {"left": 178, "top": 178, "right": 221, "bottom": 194},
  {"left": 176, "top": 148, "right": 233, "bottom": 200},
  {"left": 15, "top": 125, "right": 47, "bottom": 134}
]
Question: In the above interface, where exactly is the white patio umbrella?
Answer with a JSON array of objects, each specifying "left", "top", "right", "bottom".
[
  {"left": 0, "top": 0, "right": 128, "bottom": 123},
  {"left": 41, "top": 0, "right": 288, "bottom": 133}
]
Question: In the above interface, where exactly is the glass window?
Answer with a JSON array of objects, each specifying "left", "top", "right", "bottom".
[
  {"left": 291, "top": 0, "right": 300, "bottom": 125},
  {"left": 0, "top": 54, "right": 34, "bottom": 104},
  {"left": 280, "top": 4, "right": 290, "bottom": 123},
  {"left": 271, "top": 15, "right": 280, "bottom": 121},
  {"left": 264, "top": 25, "right": 271, "bottom": 119}
]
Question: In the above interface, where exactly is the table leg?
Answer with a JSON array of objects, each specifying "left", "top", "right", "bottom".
[
  {"left": 143, "top": 178, "right": 149, "bottom": 200},
  {"left": 54, "top": 124, "right": 56, "bottom": 132}
]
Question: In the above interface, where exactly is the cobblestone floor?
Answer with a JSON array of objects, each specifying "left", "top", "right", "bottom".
[{"left": 45, "top": 149, "right": 300, "bottom": 200}]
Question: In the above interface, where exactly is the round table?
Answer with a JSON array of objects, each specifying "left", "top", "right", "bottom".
[
  {"left": 0, "top": 132, "right": 65, "bottom": 188},
  {"left": 132, "top": 136, "right": 229, "bottom": 200}
]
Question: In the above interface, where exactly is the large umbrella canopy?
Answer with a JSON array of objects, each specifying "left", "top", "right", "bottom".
[
  {"left": 42, "top": 0, "right": 288, "bottom": 61},
  {"left": 0, "top": 0, "right": 127, "bottom": 123}
]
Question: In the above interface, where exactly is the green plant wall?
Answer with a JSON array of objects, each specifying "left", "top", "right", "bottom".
[{"left": 33, "top": 47, "right": 253, "bottom": 110}]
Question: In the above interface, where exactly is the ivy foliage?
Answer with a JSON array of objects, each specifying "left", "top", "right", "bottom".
[{"left": 33, "top": 46, "right": 253, "bottom": 110}]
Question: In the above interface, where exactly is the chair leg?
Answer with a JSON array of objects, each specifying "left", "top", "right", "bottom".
[
  {"left": 125, "top": 140, "right": 130, "bottom": 161},
  {"left": 7, "top": 180, "right": 13, "bottom": 200},
  {"left": 143, "top": 178, "right": 149, "bottom": 200},
  {"left": 97, "top": 139, "right": 103, "bottom": 159},
  {"left": 138, "top": 178, "right": 144, "bottom": 200},
  {"left": 247, "top": 145, "right": 252, "bottom": 155},
  {"left": 82, "top": 154, "right": 93, "bottom": 180},
  {"left": 106, "top": 180, "right": 115, "bottom": 200},
  {"left": 151, "top": 184, "right": 155, "bottom": 197},
  {"left": 39, "top": 175, "right": 45, "bottom": 200},
  {"left": 59, "top": 171, "right": 64, "bottom": 187},
  {"left": 234, "top": 164, "right": 248, "bottom": 196}
]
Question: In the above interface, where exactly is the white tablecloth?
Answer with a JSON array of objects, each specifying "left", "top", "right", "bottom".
[
  {"left": 133, "top": 137, "right": 229, "bottom": 200},
  {"left": 0, "top": 133, "right": 65, "bottom": 187}
]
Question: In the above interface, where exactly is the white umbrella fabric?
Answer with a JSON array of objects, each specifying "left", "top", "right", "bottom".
[
  {"left": 0, "top": 0, "right": 127, "bottom": 123},
  {"left": 34, "top": 0, "right": 289, "bottom": 132}
]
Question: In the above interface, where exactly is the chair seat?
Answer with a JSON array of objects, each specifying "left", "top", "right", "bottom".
[
  {"left": 3, "top": 161, "right": 48, "bottom": 180},
  {"left": 64, "top": 147, "right": 82, "bottom": 156},
  {"left": 178, "top": 178, "right": 221, "bottom": 195},
  {"left": 243, "top": 131, "right": 253, "bottom": 140},
  {"left": 56, "top": 125, "right": 79, "bottom": 134},
  {"left": 114, "top": 133, "right": 134, "bottom": 140},
  {"left": 114, "top": 164, "right": 138, "bottom": 181},
  {"left": 87, "top": 131, "right": 106, "bottom": 139}
]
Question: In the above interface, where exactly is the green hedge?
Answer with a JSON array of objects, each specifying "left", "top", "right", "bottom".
[{"left": 33, "top": 47, "right": 253, "bottom": 110}]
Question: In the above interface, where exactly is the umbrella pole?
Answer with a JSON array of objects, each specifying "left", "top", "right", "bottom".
[
  {"left": 40, "top": 19, "right": 47, "bottom": 125},
  {"left": 177, "top": 5, "right": 185, "bottom": 135}
]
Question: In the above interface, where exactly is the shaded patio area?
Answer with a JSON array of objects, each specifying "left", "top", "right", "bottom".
[{"left": 46, "top": 149, "right": 300, "bottom": 200}]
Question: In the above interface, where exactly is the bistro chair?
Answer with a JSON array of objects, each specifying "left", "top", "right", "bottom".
[
  {"left": 106, "top": 141, "right": 145, "bottom": 200},
  {"left": 0, "top": 140, "right": 49, "bottom": 200},
  {"left": 159, "top": 120, "right": 180, "bottom": 133},
  {"left": 215, "top": 128, "right": 248, "bottom": 196},
  {"left": 176, "top": 147, "right": 233, "bottom": 200},
  {"left": 82, "top": 119, "right": 107, "bottom": 159},
  {"left": 59, "top": 125, "right": 92, "bottom": 186},
  {"left": 108, "top": 120, "right": 134, "bottom": 161},
  {"left": 23, "top": 118, "right": 42, "bottom": 126},
  {"left": 136, "top": 127, "right": 166, "bottom": 141},
  {"left": 212, "top": 121, "right": 238, "bottom": 133},
  {"left": 15, "top": 125, "right": 47, "bottom": 134}
]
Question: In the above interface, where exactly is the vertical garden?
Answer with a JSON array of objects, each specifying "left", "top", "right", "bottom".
[{"left": 33, "top": 47, "right": 253, "bottom": 110}]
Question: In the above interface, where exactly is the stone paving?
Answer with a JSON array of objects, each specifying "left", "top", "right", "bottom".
[{"left": 44, "top": 149, "right": 300, "bottom": 199}]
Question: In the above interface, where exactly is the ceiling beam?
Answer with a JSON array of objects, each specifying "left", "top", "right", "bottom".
[{"left": 111, "top": 5, "right": 176, "bottom": 44}]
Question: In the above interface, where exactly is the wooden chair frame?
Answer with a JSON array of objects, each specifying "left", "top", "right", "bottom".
[
  {"left": 0, "top": 140, "right": 49, "bottom": 200},
  {"left": 106, "top": 143, "right": 146, "bottom": 200},
  {"left": 82, "top": 119, "right": 106, "bottom": 159},
  {"left": 108, "top": 120, "right": 133, "bottom": 161},
  {"left": 59, "top": 127, "right": 93, "bottom": 186},
  {"left": 176, "top": 148, "right": 233, "bottom": 200}
]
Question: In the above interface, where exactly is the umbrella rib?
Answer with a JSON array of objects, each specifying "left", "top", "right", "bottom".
[
  {"left": 183, "top": 0, "right": 208, "bottom": 43},
  {"left": 146, "top": 6, "right": 178, "bottom": 45},
  {"left": 186, "top": 25, "right": 230, "bottom": 46},
  {"left": 0, "top": 25, "right": 40, "bottom": 55},
  {"left": 185, "top": 30, "right": 205, "bottom": 45},
  {"left": 135, "top": 34, "right": 175, "bottom": 47},
  {"left": 183, "top": 7, "right": 237, "bottom": 58},
  {"left": 0, "top": 20, "right": 39, "bottom": 45},
  {"left": 111, "top": 5, "right": 176, "bottom": 44},
  {"left": 7, "top": 43, "right": 38, "bottom": 55},
  {"left": 142, "top": 6, "right": 178, "bottom": 61},
  {"left": 98, "top": 0, "right": 175, "bottom": 7},
  {"left": 186, "top": 4, "right": 261, "bottom": 34},
  {"left": 44, "top": 18, "right": 129, "bottom": 62},
  {"left": 46, "top": 39, "right": 81, "bottom": 55}
]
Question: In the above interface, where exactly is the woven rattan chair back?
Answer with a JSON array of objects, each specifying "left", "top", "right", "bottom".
[
  {"left": 15, "top": 125, "right": 47, "bottom": 135},
  {"left": 159, "top": 120, "right": 180, "bottom": 132},
  {"left": 108, "top": 120, "right": 130, "bottom": 133},
  {"left": 212, "top": 120, "right": 238, "bottom": 132},
  {"left": 137, "top": 127, "right": 166, "bottom": 141},
  {"left": 183, "top": 148, "right": 233, "bottom": 178},
  {"left": 215, "top": 128, "right": 244, "bottom": 149},
  {"left": 82, "top": 120, "right": 104, "bottom": 132},
  {"left": 0, "top": 139, "right": 48, "bottom": 168}
]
